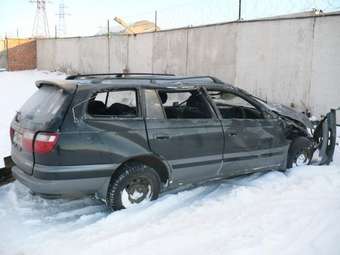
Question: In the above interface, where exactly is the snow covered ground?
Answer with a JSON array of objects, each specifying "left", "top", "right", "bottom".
[{"left": 0, "top": 70, "right": 340, "bottom": 255}]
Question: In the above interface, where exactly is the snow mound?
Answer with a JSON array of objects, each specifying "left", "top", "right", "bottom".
[{"left": 1, "top": 164, "right": 340, "bottom": 255}]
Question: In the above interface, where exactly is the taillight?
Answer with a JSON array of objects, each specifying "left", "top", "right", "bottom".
[
  {"left": 10, "top": 127, "right": 14, "bottom": 143},
  {"left": 34, "top": 132, "right": 59, "bottom": 154}
]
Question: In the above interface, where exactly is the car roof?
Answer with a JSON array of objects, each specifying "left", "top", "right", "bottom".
[{"left": 35, "top": 73, "right": 239, "bottom": 93}]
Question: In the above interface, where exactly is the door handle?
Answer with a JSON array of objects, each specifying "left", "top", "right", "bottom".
[
  {"left": 228, "top": 132, "right": 237, "bottom": 137},
  {"left": 155, "top": 135, "right": 170, "bottom": 140}
]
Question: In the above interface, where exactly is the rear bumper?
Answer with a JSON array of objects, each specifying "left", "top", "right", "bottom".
[{"left": 12, "top": 165, "right": 112, "bottom": 196}]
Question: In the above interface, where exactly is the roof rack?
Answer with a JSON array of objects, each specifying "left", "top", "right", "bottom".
[
  {"left": 66, "top": 73, "right": 175, "bottom": 80},
  {"left": 121, "top": 75, "right": 222, "bottom": 84},
  {"left": 65, "top": 73, "right": 224, "bottom": 85},
  {"left": 157, "top": 75, "right": 224, "bottom": 84}
]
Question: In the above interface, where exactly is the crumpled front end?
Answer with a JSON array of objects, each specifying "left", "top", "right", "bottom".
[
  {"left": 266, "top": 101, "right": 338, "bottom": 166},
  {"left": 312, "top": 109, "right": 337, "bottom": 165}
]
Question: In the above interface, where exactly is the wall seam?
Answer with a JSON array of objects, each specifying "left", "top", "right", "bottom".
[
  {"left": 234, "top": 23, "right": 240, "bottom": 86},
  {"left": 185, "top": 28, "right": 189, "bottom": 75},
  {"left": 107, "top": 34, "right": 111, "bottom": 72},
  {"left": 126, "top": 35, "right": 129, "bottom": 72},
  {"left": 307, "top": 16, "right": 317, "bottom": 112},
  {"left": 151, "top": 33, "right": 155, "bottom": 73}
]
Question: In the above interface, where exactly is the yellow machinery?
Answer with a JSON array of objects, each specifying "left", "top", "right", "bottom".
[{"left": 114, "top": 17, "right": 160, "bottom": 34}]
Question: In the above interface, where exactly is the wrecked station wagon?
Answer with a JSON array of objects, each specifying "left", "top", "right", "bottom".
[{"left": 10, "top": 73, "right": 337, "bottom": 211}]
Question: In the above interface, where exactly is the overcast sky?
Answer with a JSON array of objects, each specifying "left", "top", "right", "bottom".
[{"left": 1, "top": 0, "right": 339, "bottom": 38}]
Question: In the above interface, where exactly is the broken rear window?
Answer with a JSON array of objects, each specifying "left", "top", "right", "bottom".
[{"left": 19, "top": 85, "right": 67, "bottom": 123}]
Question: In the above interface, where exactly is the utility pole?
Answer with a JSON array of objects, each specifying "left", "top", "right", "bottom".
[
  {"left": 107, "top": 19, "right": 111, "bottom": 72},
  {"left": 154, "top": 10, "right": 158, "bottom": 32},
  {"left": 107, "top": 19, "right": 110, "bottom": 37},
  {"left": 30, "top": 0, "right": 50, "bottom": 37},
  {"left": 238, "top": 0, "right": 242, "bottom": 20}
]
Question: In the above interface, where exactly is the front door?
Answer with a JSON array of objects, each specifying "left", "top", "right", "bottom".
[
  {"left": 143, "top": 89, "right": 224, "bottom": 186},
  {"left": 206, "top": 89, "right": 289, "bottom": 177}
]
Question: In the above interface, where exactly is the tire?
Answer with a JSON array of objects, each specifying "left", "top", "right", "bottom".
[
  {"left": 106, "top": 162, "right": 161, "bottom": 211},
  {"left": 287, "top": 136, "right": 314, "bottom": 169}
]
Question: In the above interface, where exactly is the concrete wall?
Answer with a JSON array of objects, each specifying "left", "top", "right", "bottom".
[
  {"left": 0, "top": 40, "right": 7, "bottom": 69},
  {"left": 235, "top": 18, "right": 315, "bottom": 110},
  {"left": 310, "top": 15, "right": 340, "bottom": 116},
  {"left": 36, "top": 13, "right": 340, "bottom": 117}
]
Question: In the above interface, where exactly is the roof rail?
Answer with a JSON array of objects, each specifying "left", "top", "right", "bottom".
[
  {"left": 65, "top": 73, "right": 175, "bottom": 80},
  {"left": 161, "top": 75, "right": 224, "bottom": 84}
]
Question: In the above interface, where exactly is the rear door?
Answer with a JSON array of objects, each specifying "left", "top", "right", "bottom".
[
  {"left": 78, "top": 88, "right": 149, "bottom": 165},
  {"left": 206, "top": 89, "right": 289, "bottom": 177},
  {"left": 143, "top": 88, "right": 224, "bottom": 186},
  {"left": 11, "top": 85, "right": 69, "bottom": 175}
]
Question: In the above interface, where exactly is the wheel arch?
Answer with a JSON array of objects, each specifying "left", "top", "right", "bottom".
[
  {"left": 287, "top": 136, "right": 314, "bottom": 168},
  {"left": 113, "top": 154, "right": 171, "bottom": 185},
  {"left": 96, "top": 154, "right": 171, "bottom": 202}
]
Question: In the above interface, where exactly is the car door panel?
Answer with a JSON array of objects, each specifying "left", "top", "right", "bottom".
[
  {"left": 206, "top": 89, "right": 289, "bottom": 177},
  {"left": 146, "top": 119, "right": 223, "bottom": 185},
  {"left": 143, "top": 89, "right": 224, "bottom": 186}
]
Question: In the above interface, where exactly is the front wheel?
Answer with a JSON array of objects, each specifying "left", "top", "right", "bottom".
[
  {"left": 287, "top": 137, "right": 314, "bottom": 168},
  {"left": 106, "top": 162, "right": 161, "bottom": 211}
]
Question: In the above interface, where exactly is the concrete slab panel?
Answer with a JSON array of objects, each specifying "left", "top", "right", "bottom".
[
  {"left": 187, "top": 24, "right": 237, "bottom": 83},
  {"left": 109, "top": 35, "right": 128, "bottom": 73},
  {"left": 127, "top": 33, "right": 153, "bottom": 73},
  {"left": 152, "top": 30, "right": 188, "bottom": 75},
  {"left": 54, "top": 38, "right": 80, "bottom": 73},
  {"left": 235, "top": 18, "right": 314, "bottom": 112},
  {"left": 37, "top": 39, "right": 56, "bottom": 71},
  {"left": 78, "top": 36, "right": 108, "bottom": 73},
  {"left": 310, "top": 16, "right": 340, "bottom": 117}
]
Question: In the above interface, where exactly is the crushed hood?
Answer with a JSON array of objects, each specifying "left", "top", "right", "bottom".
[{"left": 263, "top": 102, "right": 313, "bottom": 129}]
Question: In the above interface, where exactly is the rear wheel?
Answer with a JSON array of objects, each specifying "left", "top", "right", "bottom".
[
  {"left": 287, "top": 136, "right": 314, "bottom": 168},
  {"left": 106, "top": 162, "right": 161, "bottom": 211}
]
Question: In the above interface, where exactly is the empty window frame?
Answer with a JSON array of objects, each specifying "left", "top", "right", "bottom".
[
  {"left": 87, "top": 89, "right": 138, "bottom": 118},
  {"left": 208, "top": 90, "right": 263, "bottom": 119},
  {"left": 157, "top": 90, "right": 212, "bottom": 119},
  {"left": 144, "top": 89, "right": 165, "bottom": 119}
]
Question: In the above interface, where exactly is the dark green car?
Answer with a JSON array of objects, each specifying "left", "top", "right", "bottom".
[{"left": 11, "top": 73, "right": 336, "bottom": 211}]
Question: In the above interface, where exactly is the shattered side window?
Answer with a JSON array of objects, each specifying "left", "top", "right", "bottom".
[
  {"left": 87, "top": 90, "right": 138, "bottom": 118},
  {"left": 94, "top": 92, "right": 107, "bottom": 104},
  {"left": 157, "top": 90, "right": 212, "bottom": 119},
  {"left": 208, "top": 90, "right": 263, "bottom": 119},
  {"left": 107, "top": 90, "right": 136, "bottom": 108},
  {"left": 145, "top": 89, "right": 164, "bottom": 119}
]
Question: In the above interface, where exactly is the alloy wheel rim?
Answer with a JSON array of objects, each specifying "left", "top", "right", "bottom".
[
  {"left": 294, "top": 152, "right": 309, "bottom": 167},
  {"left": 121, "top": 177, "right": 152, "bottom": 208}
]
